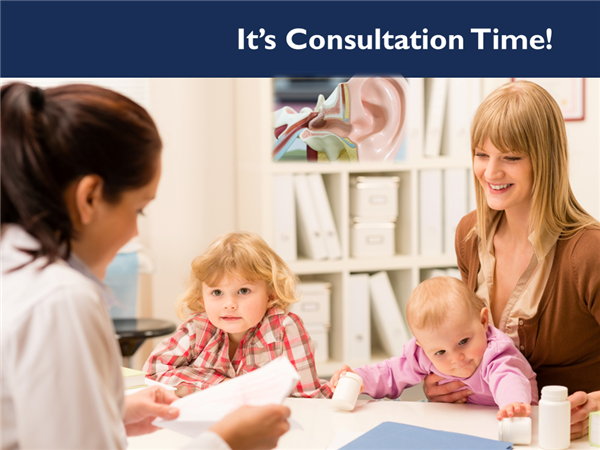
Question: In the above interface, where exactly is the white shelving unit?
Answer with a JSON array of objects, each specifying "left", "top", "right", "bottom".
[{"left": 234, "top": 78, "right": 476, "bottom": 377}]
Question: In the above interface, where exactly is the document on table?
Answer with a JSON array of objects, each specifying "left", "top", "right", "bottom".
[{"left": 153, "top": 356, "right": 302, "bottom": 437}]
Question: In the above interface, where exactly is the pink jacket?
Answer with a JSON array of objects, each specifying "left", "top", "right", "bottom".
[{"left": 355, "top": 325, "right": 538, "bottom": 409}]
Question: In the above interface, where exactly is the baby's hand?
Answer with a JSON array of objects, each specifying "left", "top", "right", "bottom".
[
  {"left": 329, "top": 365, "right": 356, "bottom": 391},
  {"left": 497, "top": 402, "right": 532, "bottom": 420}
]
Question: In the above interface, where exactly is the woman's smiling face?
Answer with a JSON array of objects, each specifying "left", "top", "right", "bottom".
[{"left": 473, "top": 137, "right": 534, "bottom": 215}]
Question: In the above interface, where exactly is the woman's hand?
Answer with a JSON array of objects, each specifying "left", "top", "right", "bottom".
[
  {"left": 209, "top": 404, "right": 291, "bottom": 450},
  {"left": 329, "top": 365, "right": 361, "bottom": 392},
  {"left": 123, "top": 386, "right": 180, "bottom": 436},
  {"left": 423, "top": 373, "right": 471, "bottom": 403},
  {"left": 568, "top": 390, "right": 600, "bottom": 440},
  {"left": 497, "top": 402, "right": 531, "bottom": 420}
]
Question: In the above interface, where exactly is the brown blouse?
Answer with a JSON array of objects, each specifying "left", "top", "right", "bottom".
[
  {"left": 474, "top": 211, "right": 559, "bottom": 345},
  {"left": 456, "top": 211, "right": 600, "bottom": 395}
]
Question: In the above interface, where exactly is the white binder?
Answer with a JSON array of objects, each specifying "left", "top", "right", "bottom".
[
  {"left": 423, "top": 78, "right": 448, "bottom": 158},
  {"left": 444, "top": 168, "right": 469, "bottom": 255},
  {"left": 369, "top": 271, "right": 411, "bottom": 357},
  {"left": 307, "top": 173, "right": 342, "bottom": 260},
  {"left": 272, "top": 174, "right": 297, "bottom": 262},
  {"left": 293, "top": 173, "right": 328, "bottom": 261},
  {"left": 419, "top": 169, "right": 443, "bottom": 255},
  {"left": 441, "top": 78, "right": 482, "bottom": 159},
  {"left": 348, "top": 273, "right": 371, "bottom": 362},
  {"left": 406, "top": 77, "right": 424, "bottom": 161}
]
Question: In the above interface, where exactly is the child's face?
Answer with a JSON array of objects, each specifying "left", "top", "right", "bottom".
[
  {"left": 202, "top": 275, "right": 271, "bottom": 345},
  {"left": 414, "top": 308, "right": 489, "bottom": 379}
]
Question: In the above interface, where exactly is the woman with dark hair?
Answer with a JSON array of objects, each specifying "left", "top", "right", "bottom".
[
  {"left": 1, "top": 82, "right": 290, "bottom": 450},
  {"left": 423, "top": 80, "right": 600, "bottom": 440}
]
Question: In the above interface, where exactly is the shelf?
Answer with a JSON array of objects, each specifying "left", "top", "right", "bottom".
[
  {"left": 235, "top": 77, "right": 479, "bottom": 370},
  {"left": 287, "top": 254, "right": 458, "bottom": 275},
  {"left": 269, "top": 158, "right": 471, "bottom": 175}
]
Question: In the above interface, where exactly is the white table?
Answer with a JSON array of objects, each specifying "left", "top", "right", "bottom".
[{"left": 128, "top": 398, "right": 591, "bottom": 449}]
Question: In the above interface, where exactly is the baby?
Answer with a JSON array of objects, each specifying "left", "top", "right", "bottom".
[
  {"left": 144, "top": 231, "right": 332, "bottom": 398},
  {"left": 330, "top": 276, "right": 538, "bottom": 419}
]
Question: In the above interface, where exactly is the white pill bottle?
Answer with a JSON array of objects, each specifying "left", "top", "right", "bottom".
[
  {"left": 331, "top": 372, "right": 363, "bottom": 411},
  {"left": 539, "top": 385, "right": 571, "bottom": 450}
]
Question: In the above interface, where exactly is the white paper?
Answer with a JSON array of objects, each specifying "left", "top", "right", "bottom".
[{"left": 153, "top": 356, "right": 301, "bottom": 437}]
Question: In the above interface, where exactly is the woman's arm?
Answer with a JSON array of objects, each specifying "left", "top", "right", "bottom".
[
  {"left": 207, "top": 404, "right": 291, "bottom": 450},
  {"left": 422, "top": 374, "right": 470, "bottom": 403},
  {"left": 9, "top": 285, "right": 126, "bottom": 448},
  {"left": 123, "top": 386, "right": 180, "bottom": 436},
  {"left": 568, "top": 230, "right": 600, "bottom": 438},
  {"left": 569, "top": 390, "right": 600, "bottom": 440}
]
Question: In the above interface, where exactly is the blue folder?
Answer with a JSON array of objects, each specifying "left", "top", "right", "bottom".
[{"left": 340, "top": 421, "right": 513, "bottom": 450}]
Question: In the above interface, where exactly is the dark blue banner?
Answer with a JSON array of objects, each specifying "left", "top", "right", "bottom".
[{"left": 2, "top": 1, "right": 599, "bottom": 77}]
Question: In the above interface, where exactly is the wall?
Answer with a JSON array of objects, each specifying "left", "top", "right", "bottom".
[
  {"left": 134, "top": 79, "right": 238, "bottom": 366},
  {"left": 567, "top": 80, "right": 600, "bottom": 219}
]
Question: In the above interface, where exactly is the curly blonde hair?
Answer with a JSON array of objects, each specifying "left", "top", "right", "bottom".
[
  {"left": 469, "top": 80, "right": 599, "bottom": 254},
  {"left": 175, "top": 231, "right": 299, "bottom": 319}
]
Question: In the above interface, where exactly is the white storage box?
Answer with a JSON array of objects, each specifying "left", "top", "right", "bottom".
[
  {"left": 305, "top": 324, "right": 329, "bottom": 363},
  {"left": 351, "top": 218, "right": 396, "bottom": 258},
  {"left": 350, "top": 176, "right": 400, "bottom": 218},
  {"left": 290, "top": 281, "right": 331, "bottom": 326}
]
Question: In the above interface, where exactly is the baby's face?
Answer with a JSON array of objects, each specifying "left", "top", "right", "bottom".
[
  {"left": 202, "top": 275, "right": 271, "bottom": 345},
  {"left": 413, "top": 309, "right": 489, "bottom": 379}
]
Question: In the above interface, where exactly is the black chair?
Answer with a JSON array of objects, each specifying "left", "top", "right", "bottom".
[{"left": 113, "top": 318, "right": 176, "bottom": 368}]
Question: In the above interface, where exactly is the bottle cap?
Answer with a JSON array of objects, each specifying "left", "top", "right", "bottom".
[
  {"left": 541, "top": 385, "right": 568, "bottom": 401},
  {"left": 340, "top": 372, "right": 363, "bottom": 384}
]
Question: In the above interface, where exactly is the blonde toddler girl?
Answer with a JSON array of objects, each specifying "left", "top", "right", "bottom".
[{"left": 144, "top": 231, "right": 332, "bottom": 399}]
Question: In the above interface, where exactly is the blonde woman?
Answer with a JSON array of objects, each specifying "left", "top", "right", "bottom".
[
  {"left": 424, "top": 80, "right": 600, "bottom": 440},
  {"left": 144, "top": 231, "right": 332, "bottom": 399}
]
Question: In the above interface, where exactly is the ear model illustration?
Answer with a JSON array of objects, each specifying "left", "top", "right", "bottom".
[{"left": 273, "top": 77, "right": 408, "bottom": 162}]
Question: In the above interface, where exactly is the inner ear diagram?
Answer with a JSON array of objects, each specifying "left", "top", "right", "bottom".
[{"left": 273, "top": 77, "right": 408, "bottom": 163}]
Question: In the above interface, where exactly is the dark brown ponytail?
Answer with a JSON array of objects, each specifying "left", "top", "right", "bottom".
[{"left": 1, "top": 82, "right": 162, "bottom": 264}]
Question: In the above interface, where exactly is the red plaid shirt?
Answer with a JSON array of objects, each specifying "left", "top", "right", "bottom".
[{"left": 143, "top": 308, "right": 333, "bottom": 398}]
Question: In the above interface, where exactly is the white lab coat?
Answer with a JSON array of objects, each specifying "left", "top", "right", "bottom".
[{"left": 1, "top": 225, "right": 228, "bottom": 450}]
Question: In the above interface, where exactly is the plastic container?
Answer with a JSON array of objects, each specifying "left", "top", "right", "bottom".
[
  {"left": 590, "top": 410, "right": 600, "bottom": 447},
  {"left": 350, "top": 218, "right": 396, "bottom": 257},
  {"left": 498, "top": 417, "right": 532, "bottom": 445},
  {"left": 539, "top": 385, "right": 570, "bottom": 450},
  {"left": 350, "top": 176, "right": 400, "bottom": 217},
  {"left": 331, "top": 372, "right": 363, "bottom": 411}
]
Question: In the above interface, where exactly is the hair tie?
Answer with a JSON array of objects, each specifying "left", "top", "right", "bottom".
[{"left": 29, "top": 87, "right": 45, "bottom": 111}]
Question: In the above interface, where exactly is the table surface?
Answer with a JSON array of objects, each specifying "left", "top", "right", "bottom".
[{"left": 128, "top": 398, "right": 592, "bottom": 449}]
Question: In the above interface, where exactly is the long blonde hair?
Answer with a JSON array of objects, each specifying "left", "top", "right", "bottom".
[
  {"left": 175, "top": 231, "right": 299, "bottom": 319},
  {"left": 469, "top": 80, "right": 598, "bottom": 254}
]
